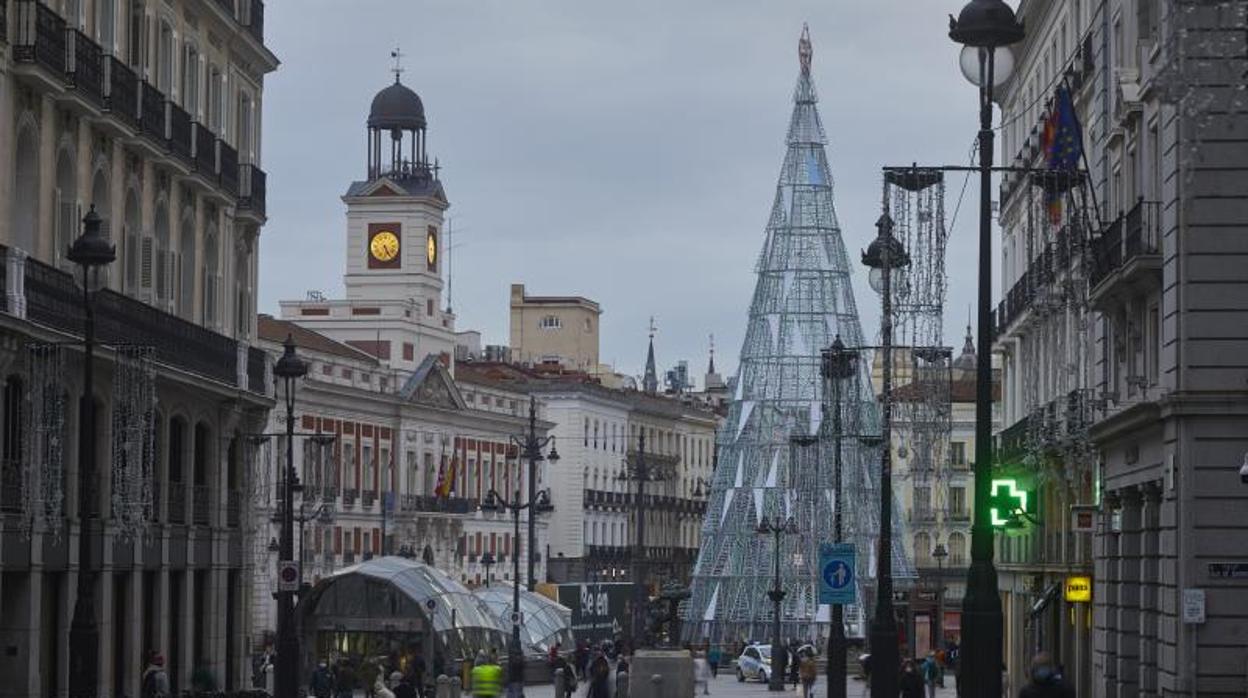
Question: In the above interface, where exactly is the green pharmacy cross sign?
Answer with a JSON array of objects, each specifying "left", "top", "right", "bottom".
[{"left": 989, "top": 478, "right": 1031, "bottom": 529}]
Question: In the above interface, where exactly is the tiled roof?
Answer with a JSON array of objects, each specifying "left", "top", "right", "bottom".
[{"left": 257, "top": 315, "right": 380, "bottom": 365}]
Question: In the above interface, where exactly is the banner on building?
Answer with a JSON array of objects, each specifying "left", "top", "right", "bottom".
[{"left": 556, "top": 582, "right": 632, "bottom": 644}]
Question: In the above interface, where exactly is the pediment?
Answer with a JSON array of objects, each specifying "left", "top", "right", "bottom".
[{"left": 399, "top": 354, "right": 467, "bottom": 410}]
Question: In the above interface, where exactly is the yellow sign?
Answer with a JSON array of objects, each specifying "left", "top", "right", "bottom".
[{"left": 1064, "top": 576, "right": 1092, "bottom": 603}]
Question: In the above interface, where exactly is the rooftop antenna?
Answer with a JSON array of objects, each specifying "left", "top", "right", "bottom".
[
  {"left": 390, "top": 46, "right": 405, "bottom": 83},
  {"left": 708, "top": 333, "right": 717, "bottom": 375},
  {"left": 446, "top": 216, "right": 453, "bottom": 314}
]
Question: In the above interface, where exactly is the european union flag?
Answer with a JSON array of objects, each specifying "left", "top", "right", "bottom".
[{"left": 1042, "top": 87, "right": 1083, "bottom": 222}]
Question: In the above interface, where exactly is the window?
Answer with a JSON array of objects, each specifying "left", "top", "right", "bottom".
[
  {"left": 950, "top": 442, "right": 966, "bottom": 466},
  {"left": 406, "top": 451, "right": 418, "bottom": 494},
  {"left": 207, "top": 65, "right": 223, "bottom": 134},
  {"left": 1147, "top": 304, "right": 1160, "bottom": 384},
  {"left": 127, "top": 0, "right": 145, "bottom": 70},
  {"left": 96, "top": 0, "right": 116, "bottom": 52},
  {"left": 343, "top": 444, "right": 356, "bottom": 489},
  {"left": 427, "top": 298, "right": 434, "bottom": 316},
  {"left": 949, "top": 487, "right": 967, "bottom": 517},
  {"left": 539, "top": 315, "right": 562, "bottom": 330},
  {"left": 178, "top": 207, "right": 195, "bottom": 319},
  {"left": 156, "top": 21, "right": 173, "bottom": 95},
  {"left": 236, "top": 92, "right": 253, "bottom": 162},
  {"left": 183, "top": 44, "right": 200, "bottom": 116},
  {"left": 202, "top": 222, "right": 219, "bottom": 326},
  {"left": 363, "top": 444, "right": 374, "bottom": 490},
  {"left": 913, "top": 486, "right": 931, "bottom": 518}
]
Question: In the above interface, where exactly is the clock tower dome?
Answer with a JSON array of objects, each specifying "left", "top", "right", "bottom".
[{"left": 278, "top": 64, "right": 456, "bottom": 372}]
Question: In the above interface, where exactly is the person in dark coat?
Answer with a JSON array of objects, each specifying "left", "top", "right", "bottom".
[
  {"left": 899, "top": 660, "right": 925, "bottom": 698},
  {"left": 1018, "top": 652, "right": 1075, "bottom": 698},
  {"left": 587, "top": 653, "right": 611, "bottom": 698}
]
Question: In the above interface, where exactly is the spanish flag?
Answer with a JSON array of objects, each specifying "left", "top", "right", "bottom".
[{"left": 435, "top": 454, "right": 457, "bottom": 498}]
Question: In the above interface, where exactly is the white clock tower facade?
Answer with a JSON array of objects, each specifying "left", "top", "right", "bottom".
[{"left": 279, "top": 76, "right": 457, "bottom": 373}]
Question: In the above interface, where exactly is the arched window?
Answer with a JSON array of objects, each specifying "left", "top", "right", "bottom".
[
  {"left": 156, "top": 21, "right": 174, "bottom": 95},
  {"left": 202, "top": 220, "right": 219, "bottom": 326},
  {"left": 178, "top": 206, "right": 195, "bottom": 318},
  {"left": 914, "top": 532, "right": 931, "bottom": 567},
  {"left": 154, "top": 198, "right": 170, "bottom": 303},
  {"left": 947, "top": 532, "right": 967, "bottom": 565},
  {"left": 122, "top": 189, "right": 141, "bottom": 294},
  {"left": 11, "top": 122, "right": 39, "bottom": 254},
  {"left": 54, "top": 147, "right": 77, "bottom": 270}
]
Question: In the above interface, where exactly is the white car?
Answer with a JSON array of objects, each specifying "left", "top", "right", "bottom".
[{"left": 736, "top": 644, "right": 772, "bottom": 683}]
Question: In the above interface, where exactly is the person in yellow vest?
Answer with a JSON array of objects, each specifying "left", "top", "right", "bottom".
[{"left": 470, "top": 650, "right": 503, "bottom": 698}]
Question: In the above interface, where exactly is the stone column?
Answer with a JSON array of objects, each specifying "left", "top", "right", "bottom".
[
  {"left": 1137, "top": 482, "right": 1161, "bottom": 696},
  {"left": 1114, "top": 487, "right": 1142, "bottom": 696},
  {"left": 1094, "top": 490, "right": 1121, "bottom": 697},
  {"left": 177, "top": 570, "right": 194, "bottom": 690}
]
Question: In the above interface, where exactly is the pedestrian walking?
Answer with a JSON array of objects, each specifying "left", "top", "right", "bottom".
[
  {"left": 1018, "top": 652, "right": 1075, "bottom": 698},
  {"left": 707, "top": 645, "right": 721, "bottom": 678},
  {"left": 334, "top": 659, "right": 357, "bottom": 698},
  {"left": 392, "top": 671, "right": 417, "bottom": 698},
  {"left": 693, "top": 651, "right": 712, "bottom": 695},
  {"left": 899, "top": 659, "right": 924, "bottom": 698},
  {"left": 587, "top": 653, "right": 611, "bottom": 698},
  {"left": 470, "top": 651, "right": 503, "bottom": 698},
  {"left": 311, "top": 660, "right": 336, "bottom": 698},
  {"left": 141, "top": 653, "right": 170, "bottom": 698},
  {"left": 798, "top": 652, "right": 817, "bottom": 698},
  {"left": 921, "top": 652, "right": 940, "bottom": 698}
]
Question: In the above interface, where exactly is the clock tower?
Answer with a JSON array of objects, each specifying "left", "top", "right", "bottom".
[{"left": 279, "top": 69, "right": 457, "bottom": 371}]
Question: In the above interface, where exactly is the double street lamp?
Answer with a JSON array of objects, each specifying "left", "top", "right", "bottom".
[
  {"left": 821, "top": 336, "right": 858, "bottom": 698},
  {"left": 272, "top": 336, "right": 309, "bottom": 698},
  {"left": 510, "top": 395, "right": 560, "bottom": 591},
  {"left": 949, "top": 2, "right": 1024, "bottom": 695},
  {"left": 482, "top": 486, "right": 554, "bottom": 698},
  {"left": 757, "top": 515, "right": 799, "bottom": 692},
  {"left": 481, "top": 551, "right": 497, "bottom": 587},
  {"left": 862, "top": 212, "right": 910, "bottom": 698},
  {"left": 67, "top": 206, "right": 115, "bottom": 698}
]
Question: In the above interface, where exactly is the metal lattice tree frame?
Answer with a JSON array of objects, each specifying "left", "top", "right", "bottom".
[{"left": 684, "top": 26, "right": 914, "bottom": 645}]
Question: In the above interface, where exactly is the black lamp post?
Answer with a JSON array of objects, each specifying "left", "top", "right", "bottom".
[
  {"left": 273, "top": 335, "right": 308, "bottom": 698},
  {"left": 66, "top": 205, "right": 114, "bottom": 698},
  {"left": 861, "top": 212, "right": 910, "bottom": 698},
  {"left": 509, "top": 395, "right": 559, "bottom": 592},
  {"left": 617, "top": 429, "right": 663, "bottom": 648},
  {"left": 483, "top": 487, "right": 553, "bottom": 698},
  {"left": 932, "top": 543, "right": 948, "bottom": 652},
  {"left": 821, "top": 336, "right": 858, "bottom": 698},
  {"left": 481, "top": 551, "right": 496, "bottom": 587},
  {"left": 757, "top": 515, "right": 799, "bottom": 692},
  {"left": 949, "top": 3, "right": 1023, "bottom": 695}
]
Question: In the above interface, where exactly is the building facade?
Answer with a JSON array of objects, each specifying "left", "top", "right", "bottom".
[
  {"left": 456, "top": 361, "right": 716, "bottom": 589},
  {"left": 995, "top": 1, "right": 1248, "bottom": 695},
  {"left": 508, "top": 283, "right": 601, "bottom": 372},
  {"left": 0, "top": 0, "right": 276, "bottom": 695},
  {"left": 250, "top": 317, "right": 551, "bottom": 646}
]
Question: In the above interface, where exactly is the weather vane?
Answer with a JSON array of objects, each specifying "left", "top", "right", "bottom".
[
  {"left": 390, "top": 46, "right": 405, "bottom": 82},
  {"left": 799, "top": 23, "right": 812, "bottom": 76}
]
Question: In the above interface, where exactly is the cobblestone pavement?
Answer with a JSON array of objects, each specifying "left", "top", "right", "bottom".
[{"left": 520, "top": 672, "right": 962, "bottom": 698}]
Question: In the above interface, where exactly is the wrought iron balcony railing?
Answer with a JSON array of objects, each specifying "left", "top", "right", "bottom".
[
  {"left": 14, "top": 1, "right": 66, "bottom": 75},
  {"left": 104, "top": 56, "right": 140, "bottom": 126},
  {"left": 218, "top": 141, "right": 240, "bottom": 197},
  {"left": 167, "top": 483, "right": 186, "bottom": 524},
  {"left": 139, "top": 82, "right": 166, "bottom": 143},
  {"left": 238, "top": 164, "right": 267, "bottom": 217},
  {"left": 192, "top": 484, "right": 211, "bottom": 526},
  {"left": 167, "top": 101, "right": 193, "bottom": 164},
  {"left": 66, "top": 29, "right": 104, "bottom": 106},
  {"left": 192, "top": 122, "right": 216, "bottom": 173}
]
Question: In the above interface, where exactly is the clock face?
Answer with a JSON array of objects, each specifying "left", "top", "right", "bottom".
[
  {"left": 426, "top": 229, "right": 438, "bottom": 269},
  {"left": 370, "top": 230, "right": 400, "bottom": 263}
]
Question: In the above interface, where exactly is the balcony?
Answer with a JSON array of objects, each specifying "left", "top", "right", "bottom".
[
  {"left": 1089, "top": 200, "right": 1163, "bottom": 308},
  {"left": 167, "top": 101, "right": 193, "bottom": 165},
  {"left": 104, "top": 56, "right": 140, "bottom": 126},
  {"left": 218, "top": 142, "right": 240, "bottom": 197},
  {"left": 1, "top": 459, "right": 21, "bottom": 513},
  {"left": 139, "top": 82, "right": 166, "bottom": 144},
  {"left": 66, "top": 29, "right": 104, "bottom": 107},
  {"left": 948, "top": 509, "right": 971, "bottom": 523},
  {"left": 14, "top": 1, "right": 67, "bottom": 77},
  {"left": 10, "top": 250, "right": 265, "bottom": 394},
  {"left": 238, "top": 164, "right": 267, "bottom": 218},
  {"left": 167, "top": 484, "right": 186, "bottom": 524},
  {"left": 361, "top": 490, "right": 375, "bottom": 508},
  {"left": 395, "top": 494, "right": 475, "bottom": 516},
  {"left": 192, "top": 123, "right": 216, "bottom": 174},
  {"left": 248, "top": 346, "right": 268, "bottom": 394},
  {"left": 192, "top": 485, "right": 211, "bottom": 526},
  {"left": 343, "top": 488, "right": 358, "bottom": 507}
]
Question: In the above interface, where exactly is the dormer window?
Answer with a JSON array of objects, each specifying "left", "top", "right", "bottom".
[{"left": 539, "top": 315, "right": 562, "bottom": 330}]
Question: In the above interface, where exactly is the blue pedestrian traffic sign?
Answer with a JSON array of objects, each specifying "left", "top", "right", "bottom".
[{"left": 819, "top": 543, "right": 856, "bottom": 605}]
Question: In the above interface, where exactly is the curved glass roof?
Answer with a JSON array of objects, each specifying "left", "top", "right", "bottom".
[
  {"left": 474, "top": 584, "right": 575, "bottom": 656},
  {"left": 301, "top": 557, "right": 508, "bottom": 657}
]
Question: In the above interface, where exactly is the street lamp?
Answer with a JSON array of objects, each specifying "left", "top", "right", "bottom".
[
  {"left": 481, "top": 551, "right": 496, "bottom": 587},
  {"left": 67, "top": 205, "right": 114, "bottom": 698},
  {"left": 509, "top": 395, "right": 559, "bottom": 592},
  {"left": 482, "top": 487, "right": 554, "bottom": 698},
  {"left": 861, "top": 212, "right": 910, "bottom": 698},
  {"left": 616, "top": 429, "right": 666, "bottom": 648},
  {"left": 272, "top": 335, "right": 308, "bottom": 698},
  {"left": 932, "top": 543, "right": 948, "bottom": 653},
  {"left": 757, "top": 515, "right": 799, "bottom": 692},
  {"left": 949, "top": 2, "right": 1024, "bottom": 695},
  {"left": 821, "top": 336, "right": 858, "bottom": 698}
]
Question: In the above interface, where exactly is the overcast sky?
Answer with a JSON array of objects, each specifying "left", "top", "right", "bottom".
[{"left": 258, "top": 1, "right": 995, "bottom": 383}]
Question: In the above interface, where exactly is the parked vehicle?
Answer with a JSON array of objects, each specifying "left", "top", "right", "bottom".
[{"left": 737, "top": 645, "right": 772, "bottom": 683}]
